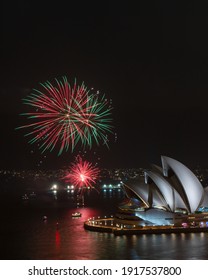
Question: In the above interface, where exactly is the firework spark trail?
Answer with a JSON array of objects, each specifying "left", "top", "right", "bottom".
[
  {"left": 16, "top": 76, "right": 113, "bottom": 155},
  {"left": 64, "top": 155, "right": 100, "bottom": 194}
]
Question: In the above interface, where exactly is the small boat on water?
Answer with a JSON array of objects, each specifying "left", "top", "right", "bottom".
[
  {"left": 22, "top": 194, "right": 29, "bottom": 200},
  {"left": 72, "top": 212, "right": 82, "bottom": 217}
]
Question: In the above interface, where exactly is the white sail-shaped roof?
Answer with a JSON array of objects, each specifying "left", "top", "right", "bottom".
[
  {"left": 151, "top": 185, "right": 170, "bottom": 211},
  {"left": 144, "top": 170, "right": 173, "bottom": 211},
  {"left": 173, "top": 189, "right": 189, "bottom": 211},
  {"left": 161, "top": 156, "right": 204, "bottom": 213},
  {"left": 124, "top": 178, "right": 171, "bottom": 211},
  {"left": 123, "top": 156, "right": 207, "bottom": 214},
  {"left": 123, "top": 180, "right": 149, "bottom": 207}
]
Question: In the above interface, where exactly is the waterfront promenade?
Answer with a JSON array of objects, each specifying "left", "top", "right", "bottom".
[{"left": 84, "top": 216, "right": 208, "bottom": 235}]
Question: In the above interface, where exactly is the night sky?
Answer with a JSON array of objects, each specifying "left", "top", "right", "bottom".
[{"left": 2, "top": 1, "right": 208, "bottom": 170}]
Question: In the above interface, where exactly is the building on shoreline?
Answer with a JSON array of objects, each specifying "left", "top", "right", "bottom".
[{"left": 119, "top": 156, "right": 208, "bottom": 226}]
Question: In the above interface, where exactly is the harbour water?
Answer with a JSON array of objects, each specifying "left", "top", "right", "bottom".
[{"left": 1, "top": 185, "right": 208, "bottom": 260}]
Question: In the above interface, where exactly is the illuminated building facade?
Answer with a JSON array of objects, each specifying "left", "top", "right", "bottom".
[{"left": 120, "top": 156, "right": 208, "bottom": 226}]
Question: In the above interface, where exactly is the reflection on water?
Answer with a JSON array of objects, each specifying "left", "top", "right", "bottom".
[
  {"left": 0, "top": 190, "right": 208, "bottom": 260},
  {"left": 55, "top": 230, "right": 60, "bottom": 251}
]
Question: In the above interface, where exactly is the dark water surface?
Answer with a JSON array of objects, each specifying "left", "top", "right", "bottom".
[{"left": 0, "top": 187, "right": 208, "bottom": 260}]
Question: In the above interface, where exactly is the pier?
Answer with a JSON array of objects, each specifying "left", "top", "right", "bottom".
[{"left": 84, "top": 216, "right": 208, "bottom": 235}]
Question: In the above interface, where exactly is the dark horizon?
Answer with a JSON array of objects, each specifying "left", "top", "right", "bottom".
[{"left": 2, "top": 1, "right": 208, "bottom": 170}]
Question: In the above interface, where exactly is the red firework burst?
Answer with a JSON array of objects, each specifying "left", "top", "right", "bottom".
[{"left": 64, "top": 155, "right": 100, "bottom": 191}]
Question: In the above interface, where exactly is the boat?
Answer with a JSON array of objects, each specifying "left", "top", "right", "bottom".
[
  {"left": 22, "top": 194, "right": 29, "bottom": 200},
  {"left": 72, "top": 212, "right": 82, "bottom": 217},
  {"left": 29, "top": 192, "right": 36, "bottom": 198}
]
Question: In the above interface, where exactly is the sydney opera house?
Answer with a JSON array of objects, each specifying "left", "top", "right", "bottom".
[{"left": 119, "top": 156, "right": 208, "bottom": 226}]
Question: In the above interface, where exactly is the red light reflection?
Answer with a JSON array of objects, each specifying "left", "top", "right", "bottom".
[{"left": 55, "top": 229, "right": 60, "bottom": 250}]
